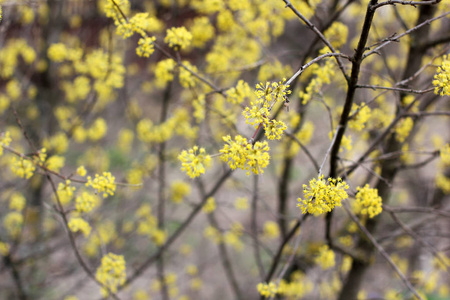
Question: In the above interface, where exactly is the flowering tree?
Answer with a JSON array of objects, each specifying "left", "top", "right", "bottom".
[{"left": 0, "top": 0, "right": 449, "bottom": 299}]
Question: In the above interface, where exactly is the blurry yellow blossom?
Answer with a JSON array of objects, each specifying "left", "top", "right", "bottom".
[
  {"left": 234, "top": 197, "right": 248, "bottom": 210},
  {"left": 202, "top": 197, "right": 216, "bottom": 213},
  {"left": 75, "top": 191, "right": 99, "bottom": 213},
  {"left": 68, "top": 217, "right": 92, "bottom": 237},
  {"left": 433, "top": 55, "right": 450, "bottom": 96},
  {"left": 4, "top": 212, "right": 23, "bottom": 238},
  {"left": 95, "top": 253, "right": 126, "bottom": 295},
  {"left": 170, "top": 181, "right": 191, "bottom": 203},
  {"left": 315, "top": 245, "right": 335, "bottom": 269},
  {"left": 178, "top": 146, "right": 212, "bottom": 178},
  {"left": 257, "top": 282, "right": 278, "bottom": 298},
  {"left": 86, "top": 172, "right": 116, "bottom": 198},
  {"left": 263, "top": 221, "right": 280, "bottom": 239},
  {"left": 0, "top": 242, "right": 10, "bottom": 256},
  {"left": 77, "top": 166, "right": 87, "bottom": 177},
  {"left": 47, "top": 43, "right": 67, "bottom": 62},
  {"left": 57, "top": 180, "right": 76, "bottom": 205},
  {"left": 164, "top": 27, "right": 192, "bottom": 50},
  {"left": 11, "top": 157, "right": 35, "bottom": 179},
  {"left": 9, "top": 192, "right": 26, "bottom": 212}
]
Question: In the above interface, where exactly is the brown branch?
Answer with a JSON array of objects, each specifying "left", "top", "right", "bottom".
[
  {"left": 356, "top": 85, "right": 434, "bottom": 94},
  {"left": 372, "top": 0, "right": 440, "bottom": 10},
  {"left": 387, "top": 210, "right": 449, "bottom": 268},
  {"left": 341, "top": 201, "right": 423, "bottom": 300},
  {"left": 251, "top": 175, "right": 266, "bottom": 280},
  {"left": 282, "top": 0, "right": 350, "bottom": 82}
]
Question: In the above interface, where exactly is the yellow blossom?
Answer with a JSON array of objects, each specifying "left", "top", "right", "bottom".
[
  {"left": 433, "top": 55, "right": 450, "bottom": 96},
  {"left": 202, "top": 197, "right": 216, "bottom": 213},
  {"left": 9, "top": 192, "right": 26, "bottom": 212},
  {"left": 257, "top": 282, "right": 278, "bottom": 298},
  {"left": 68, "top": 217, "right": 92, "bottom": 237},
  {"left": 297, "top": 175, "right": 349, "bottom": 215},
  {"left": 315, "top": 245, "right": 335, "bottom": 269},
  {"left": 4, "top": 212, "right": 23, "bottom": 238},
  {"left": 57, "top": 180, "right": 76, "bottom": 205},
  {"left": 86, "top": 172, "right": 116, "bottom": 198},
  {"left": 220, "top": 135, "right": 270, "bottom": 175},
  {"left": 0, "top": 131, "right": 12, "bottom": 156},
  {"left": 95, "top": 252, "right": 126, "bottom": 295},
  {"left": 170, "top": 181, "right": 191, "bottom": 203},
  {"left": 11, "top": 157, "right": 35, "bottom": 179},
  {"left": 354, "top": 184, "right": 383, "bottom": 218},
  {"left": 234, "top": 197, "right": 248, "bottom": 210},
  {"left": 75, "top": 191, "right": 99, "bottom": 213},
  {"left": 178, "top": 146, "right": 212, "bottom": 178},
  {"left": 47, "top": 43, "right": 67, "bottom": 62},
  {"left": 164, "top": 27, "right": 192, "bottom": 50},
  {"left": 77, "top": 166, "right": 87, "bottom": 177},
  {"left": 136, "top": 36, "right": 156, "bottom": 57}
]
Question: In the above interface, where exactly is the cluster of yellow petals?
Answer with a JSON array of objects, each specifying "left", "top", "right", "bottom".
[{"left": 297, "top": 175, "right": 349, "bottom": 215}]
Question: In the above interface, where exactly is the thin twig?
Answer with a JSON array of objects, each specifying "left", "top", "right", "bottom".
[
  {"left": 282, "top": 0, "right": 350, "bottom": 82},
  {"left": 251, "top": 175, "right": 266, "bottom": 280},
  {"left": 342, "top": 200, "right": 423, "bottom": 300}
]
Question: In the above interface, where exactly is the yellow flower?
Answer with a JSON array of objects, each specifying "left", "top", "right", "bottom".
[
  {"left": 47, "top": 43, "right": 67, "bottom": 62},
  {"left": 178, "top": 146, "right": 212, "bottom": 178},
  {"left": 136, "top": 36, "right": 156, "bottom": 57},
  {"left": 202, "top": 197, "right": 216, "bottom": 213},
  {"left": 68, "top": 217, "right": 92, "bottom": 237},
  {"left": 354, "top": 184, "right": 383, "bottom": 218},
  {"left": 164, "top": 27, "right": 192, "bottom": 50},
  {"left": 315, "top": 245, "right": 335, "bottom": 269},
  {"left": 433, "top": 55, "right": 450, "bottom": 96},
  {"left": 297, "top": 175, "right": 349, "bottom": 215},
  {"left": 11, "top": 157, "right": 35, "bottom": 179},
  {"left": 95, "top": 253, "right": 126, "bottom": 295},
  {"left": 86, "top": 172, "right": 116, "bottom": 198},
  {"left": 220, "top": 135, "right": 270, "bottom": 175},
  {"left": 257, "top": 282, "right": 278, "bottom": 298}
]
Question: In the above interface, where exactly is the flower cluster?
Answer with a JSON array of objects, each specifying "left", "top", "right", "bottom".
[
  {"left": 353, "top": 184, "right": 383, "bottom": 218},
  {"left": 11, "top": 157, "right": 35, "bottom": 179},
  {"left": 299, "top": 59, "right": 335, "bottom": 105},
  {"left": 75, "top": 191, "right": 99, "bottom": 213},
  {"left": 170, "top": 181, "right": 191, "bottom": 203},
  {"left": 0, "top": 131, "right": 12, "bottom": 156},
  {"left": 297, "top": 175, "right": 349, "bottom": 215},
  {"left": 86, "top": 172, "right": 116, "bottom": 198},
  {"left": 202, "top": 197, "right": 216, "bottom": 214},
  {"left": 95, "top": 252, "right": 126, "bottom": 296},
  {"left": 257, "top": 282, "right": 278, "bottom": 298},
  {"left": 57, "top": 180, "right": 76, "bottom": 205},
  {"left": 226, "top": 80, "right": 252, "bottom": 104},
  {"left": 3, "top": 212, "right": 23, "bottom": 238},
  {"left": 164, "top": 27, "right": 192, "bottom": 50},
  {"left": 135, "top": 204, "right": 166, "bottom": 246},
  {"left": 220, "top": 135, "right": 270, "bottom": 175},
  {"left": 395, "top": 117, "right": 413, "bottom": 143},
  {"left": 348, "top": 102, "right": 372, "bottom": 131},
  {"left": 440, "top": 143, "right": 450, "bottom": 166},
  {"left": 9, "top": 192, "right": 26, "bottom": 212},
  {"left": 178, "top": 146, "right": 212, "bottom": 178},
  {"left": 433, "top": 55, "right": 450, "bottom": 96},
  {"left": 315, "top": 245, "right": 335, "bottom": 269},
  {"left": 243, "top": 80, "right": 290, "bottom": 139},
  {"left": 263, "top": 221, "right": 280, "bottom": 239},
  {"left": 68, "top": 217, "right": 92, "bottom": 237},
  {"left": 136, "top": 36, "right": 156, "bottom": 57}
]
